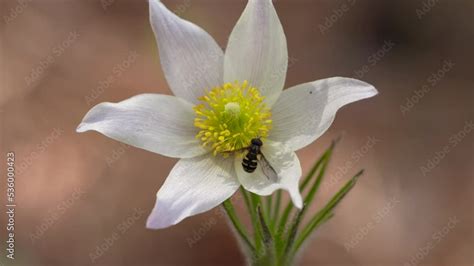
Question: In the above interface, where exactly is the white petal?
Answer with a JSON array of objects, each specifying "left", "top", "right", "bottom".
[
  {"left": 149, "top": 0, "right": 224, "bottom": 104},
  {"left": 146, "top": 155, "right": 239, "bottom": 229},
  {"left": 269, "top": 77, "right": 378, "bottom": 151},
  {"left": 77, "top": 94, "right": 207, "bottom": 158},
  {"left": 235, "top": 140, "right": 302, "bottom": 208},
  {"left": 224, "top": 0, "right": 288, "bottom": 107}
]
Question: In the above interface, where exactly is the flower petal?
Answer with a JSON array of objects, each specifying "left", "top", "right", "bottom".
[
  {"left": 149, "top": 0, "right": 224, "bottom": 104},
  {"left": 269, "top": 77, "right": 378, "bottom": 151},
  {"left": 224, "top": 0, "right": 288, "bottom": 107},
  {"left": 77, "top": 94, "right": 207, "bottom": 158},
  {"left": 146, "top": 155, "right": 239, "bottom": 229},
  {"left": 235, "top": 140, "right": 302, "bottom": 208}
]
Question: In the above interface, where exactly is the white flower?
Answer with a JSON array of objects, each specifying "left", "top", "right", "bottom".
[{"left": 77, "top": 0, "right": 378, "bottom": 229}]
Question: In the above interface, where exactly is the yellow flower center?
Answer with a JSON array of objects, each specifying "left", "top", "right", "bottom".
[{"left": 193, "top": 80, "right": 272, "bottom": 155}]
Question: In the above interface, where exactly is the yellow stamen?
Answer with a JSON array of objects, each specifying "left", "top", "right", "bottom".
[{"left": 193, "top": 80, "right": 272, "bottom": 155}]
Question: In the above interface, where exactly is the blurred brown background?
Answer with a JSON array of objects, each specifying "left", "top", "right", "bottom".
[{"left": 1, "top": 0, "right": 473, "bottom": 265}]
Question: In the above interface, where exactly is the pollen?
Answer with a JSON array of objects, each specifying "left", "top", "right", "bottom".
[{"left": 193, "top": 80, "right": 272, "bottom": 155}]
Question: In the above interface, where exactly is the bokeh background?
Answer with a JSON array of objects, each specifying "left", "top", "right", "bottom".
[{"left": 1, "top": 0, "right": 473, "bottom": 265}]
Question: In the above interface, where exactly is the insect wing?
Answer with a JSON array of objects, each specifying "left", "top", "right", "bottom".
[{"left": 259, "top": 154, "right": 279, "bottom": 182}]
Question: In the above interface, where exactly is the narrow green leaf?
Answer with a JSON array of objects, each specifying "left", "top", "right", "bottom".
[
  {"left": 240, "top": 188, "right": 262, "bottom": 253},
  {"left": 257, "top": 205, "right": 274, "bottom": 252},
  {"left": 272, "top": 190, "right": 282, "bottom": 225},
  {"left": 265, "top": 195, "right": 273, "bottom": 228},
  {"left": 299, "top": 154, "right": 326, "bottom": 191},
  {"left": 257, "top": 204, "right": 277, "bottom": 266},
  {"left": 281, "top": 204, "right": 306, "bottom": 265},
  {"left": 275, "top": 140, "right": 337, "bottom": 252},
  {"left": 285, "top": 211, "right": 334, "bottom": 265},
  {"left": 300, "top": 138, "right": 338, "bottom": 191},
  {"left": 298, "top": 144, "right": 334, "bottom": 220},
  {"left": 269, "top": 190, "right": 281, "bottom": 235},
  {"left": 294, "top": 170, "right": 363, "bottom": 251},
  {"left": 222, "top": 199, "right": 255, "bottom": 253},
  {"left": 250, "top": 193, "right": 273, "bottom": 265},
  {"left": 274, "top": 203, "right": 291, "bottom": 254},
  {"left": 322, "top": 212, "right": 335, "bottom": 223}
]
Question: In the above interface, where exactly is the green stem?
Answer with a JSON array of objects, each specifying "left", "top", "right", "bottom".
[
  {"left": 279, "top": 206, "right": 305, "bottom": 266},
  {"left": 241, "top": 188, "right": 263, "bottom": 256},
  {"left": 275, "top": 203, "right": 292, "bottom": 254},
  {"left": 257, "top": 205, "right": 275, "bottom": 265},
  {"left": 265, "top": 196, "right": 273, "bottom": 228},
  {"left": 250, "top": 193, "right": 264, "bottom": 242},
  {"left": 222, "top": 199, "right": 255, "bottom": 253},
  {"left": 272, "top": 190, "right": 282, "bottom": 225}
]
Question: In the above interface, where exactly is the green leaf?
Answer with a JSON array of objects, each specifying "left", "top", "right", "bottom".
[
  {"left": 300, "top": 139, "right": 337, "bottom": 191},
  {"left": 222, "top": 199, "right": 255, "bottom": 253},
  {"left": 250, "top": 193, "right": 275, "bottom": 265},
  {"left": 265, "top": 196, "right": 273, "bottom": 228},
  {"left": 293, "top": 170, "right": 363, "bottom": 252},
  {"left": 257, "top": 205, "right": 275, "bottom": 265},
  {"left": 275, "top": 140, "right": 337, "bottom": 254},
  {"left": 270, "top": 190, "right": 281, "bottom": 233},
  {"left": 257, "top": 205, "right": 274, "bottom": 246},
  {"left": 298, "top": 140, "right": 335, "bottom": 221},
  {"left": 280, "top": 205, "right": 306, "bottom": 265},
  {"left": 240, "top": 188, "right": 262, "bottom": 253}
]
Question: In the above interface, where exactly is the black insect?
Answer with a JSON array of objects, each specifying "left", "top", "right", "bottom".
[
  {"left": 242, "top": 138, "right": 263, "bottom": 173},
  {"left": 241, "top": 138, "right": 278, "bottom": 181}
]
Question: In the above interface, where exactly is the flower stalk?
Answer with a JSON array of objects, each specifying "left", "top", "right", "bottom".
[{"left": 222, "top": 199, "right": 255, "bottom": 254}]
